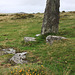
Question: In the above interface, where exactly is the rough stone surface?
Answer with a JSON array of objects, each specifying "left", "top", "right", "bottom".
[
  {"left": 24, "top": 37, "right": 36, "bottom": 42},
  {"left": 35, "top": 34, "right": 41, "bottom": 37},
  {"left": 46, "top": 35, "right": 67, "bottom": 44},
  {"left": 2, "top": 48, "right": 16, "bottom": 54},
  {"left": 10, "top": 52, "right": 28, "bottom": 64},
  {"left": 41, "top": 0, "right": 60, "bottom": 34}
]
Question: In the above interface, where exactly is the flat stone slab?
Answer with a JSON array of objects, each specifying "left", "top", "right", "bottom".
[
  {"left": 24, "top": 37, "right": 36, "bottom": 42},
  {"left": 1, "top": 48, "right": 16, "bottom": 54},
  {"left": 46, "top": 35, "right": 67, "bottom": 44},
  {"left": 10, "top": 52, "right": 28, "bottom": 64}
]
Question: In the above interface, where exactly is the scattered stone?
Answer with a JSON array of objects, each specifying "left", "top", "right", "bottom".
[
  {"left": 10, "top": 52, "right": 28, "bottom": 64},
  {"left": 35, "top": 34, "right": 41, "bottom": 37},
  {"left": 46, "top": 35, "right": 67, "bottom": 44},
  {"left": 24, "top": 37, "right": 36, "bottom": 42},
  {"left": 2, "top": 48, "right": 16, "bottom": 54}
]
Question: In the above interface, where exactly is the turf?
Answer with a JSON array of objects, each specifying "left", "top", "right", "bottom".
[{"left": 0, "top": 12, "right": 75, "bottom": 75}]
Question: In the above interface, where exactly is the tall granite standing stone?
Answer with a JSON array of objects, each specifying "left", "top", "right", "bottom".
[{"left": 41, "top": 0, "right": 60, "bottom": 34}]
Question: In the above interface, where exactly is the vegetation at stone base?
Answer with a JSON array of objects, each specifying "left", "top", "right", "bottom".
[{"left": 0, "top": 12, "right": 75, "bottom": 75}]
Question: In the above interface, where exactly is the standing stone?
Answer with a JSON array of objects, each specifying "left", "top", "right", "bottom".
[{"left": 41, "top": 0, "right": 60, "bottom": 34}]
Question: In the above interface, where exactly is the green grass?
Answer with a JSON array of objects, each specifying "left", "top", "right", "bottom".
[{"left": 0, "top": 12, "right": 75, "bottom": 75}]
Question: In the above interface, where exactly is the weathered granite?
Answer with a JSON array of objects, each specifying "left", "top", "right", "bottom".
[
  {"left": 10, "top": 52, "right": 28, "bottom": 64},
  {"left": 46, "top": 35, "right": 67, "bottom": 44},
  {"left": 41, "top": 0, "right": 60, "bottom": 34},
  {"left": 2, "top": 48, "right": 16, "bottom": 54},
  {"left": 24, "top": 37, "right": 36, "bottom": 42}
]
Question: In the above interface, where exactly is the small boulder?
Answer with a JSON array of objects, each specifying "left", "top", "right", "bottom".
[
  {"left": 10, "top": 52, "right": 28, "bottom": 64},
  {"left": 35, "top": 34, "right": 41, "bottom": 37},
  {"left": 46, "top": 35, "right": 67, "bottom": 44},
  {"left": 24, "top": 37, "right": 36, "bottom": 42}
]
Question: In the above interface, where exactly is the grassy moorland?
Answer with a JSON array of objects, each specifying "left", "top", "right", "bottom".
[{"left": 0, "top": 12, "right": 75, "bottom": 75}]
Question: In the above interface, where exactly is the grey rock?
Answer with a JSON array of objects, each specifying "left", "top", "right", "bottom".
[
  {"left": 2, "top": 48, "right": 16, "bottom": 54},
  {"left": 24, "top": 37, "right": 36, "bottom": 42},
  {"left": 41, "top": 0, "right": 60, "bottom": 34},
  {"left": 10, "top": 52, "right": 28, "bottom": 64},
  {"left": 35, "top": 34, "right": 41, "bottom": 37},
  {"left": 46, "top": 35, "right": 67, "bottom": 44}
]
